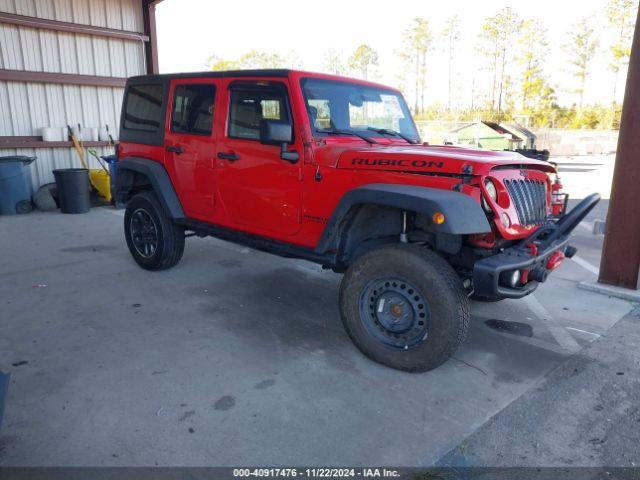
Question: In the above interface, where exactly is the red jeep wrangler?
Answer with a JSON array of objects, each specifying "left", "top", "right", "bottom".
[{"left": 115, "top": 69, "right": 599, "bottom": 372}]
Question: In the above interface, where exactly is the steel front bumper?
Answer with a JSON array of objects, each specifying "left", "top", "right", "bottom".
[{"left": 472, "top": 193, "right": 600, "bottom": 300}]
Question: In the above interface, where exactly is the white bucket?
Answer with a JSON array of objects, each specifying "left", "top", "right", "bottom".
[
  {"left": 99, "top": 127, "right": 110, "bottom": 142},
  {"left": 86, "top": 127, "right": 99, "bottom": 142},
  {"left": 41, "top": 127, "right": 65, "bottom": 142}
]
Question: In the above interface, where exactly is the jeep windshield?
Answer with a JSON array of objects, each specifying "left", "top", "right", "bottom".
[{"left": 300, "top": 77, "right": 420, "bottom": 144}]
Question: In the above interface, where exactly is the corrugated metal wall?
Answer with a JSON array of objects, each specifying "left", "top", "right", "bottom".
[{"left": 0, "top": 0, "right": 145, "bottom": 189}]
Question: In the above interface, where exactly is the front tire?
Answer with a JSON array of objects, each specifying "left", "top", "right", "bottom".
[
  {"left": 339, "top": 244, "right": 469, "bottom": 372},
  {"left": 124, "top": 191, "right": 185, "bottom": 271}
]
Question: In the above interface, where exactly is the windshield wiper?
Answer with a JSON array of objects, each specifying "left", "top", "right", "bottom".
[
  {"left": 317, "top": 128, "right": 378, "bottom": 145},
  {"left": 366, "top": 127, "right": 419, "bottom": 144}
]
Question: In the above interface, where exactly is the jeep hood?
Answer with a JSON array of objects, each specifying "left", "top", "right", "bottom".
[{"left": 328, "top": 144, "right": 555, "bottom": 176}]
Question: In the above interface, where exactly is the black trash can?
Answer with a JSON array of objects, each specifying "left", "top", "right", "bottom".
[
  {"left": 0, "top": 156, "right": 36, "bottom": 215},
  {"left": 53, "top": 168, "right": 90, "bottom": 214}
]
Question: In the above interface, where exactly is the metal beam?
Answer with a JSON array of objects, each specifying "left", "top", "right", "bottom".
[
  {"left": 0, "top": 69, "right": 126, "bottom": 88},
  {"left": 142, "top": 0, "right": 161, "bottom": 74},
  {"left": 0, "top": 136, "right": 112, "bottom": 149},
  {"left": 0, "top": 11, "right": 149, "bottom": 42},
  {"left": 599, "top": 5, "right": 640, "bottom": 289}
]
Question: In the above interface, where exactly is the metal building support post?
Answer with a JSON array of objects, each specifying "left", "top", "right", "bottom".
[
  {"left": 142, "top": 0, "right": 162, "bottom": 75},
  {"left": 599, "top": 5, "right": 640, "bottom": 290}
]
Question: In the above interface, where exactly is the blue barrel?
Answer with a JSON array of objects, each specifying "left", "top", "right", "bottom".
[{"left": 0, "top": 156, "right": 35, "bottom": 215}]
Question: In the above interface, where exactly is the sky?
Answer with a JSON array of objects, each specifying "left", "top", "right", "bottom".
[{"left": 155, "top": 0, "right": 631, "bottom": 109}]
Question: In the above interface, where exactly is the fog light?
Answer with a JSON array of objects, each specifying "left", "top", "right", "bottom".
[
  {"left": 508, "top": 270, "right": 521, "bottom": 288},
  {"left": 501, "top": 212, "right": 511, "bottom": 228}
]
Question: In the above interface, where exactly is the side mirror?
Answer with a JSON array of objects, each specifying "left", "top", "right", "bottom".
[
  {"left": 259, "top": 119, "right": 299, "bottom": 164},
  {"left": 260, "top": 119, "right": 293, "bottom": 145}
]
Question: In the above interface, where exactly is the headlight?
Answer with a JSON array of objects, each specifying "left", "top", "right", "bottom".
[
  {"left": 501, "top": 212, "right": 511, "bottom": 228},
  {"left": 485, "top": 179, "right": 498, "bottom": 202},
  {"left": 482, "top": 179, "right": 498, "bottom": 212}
]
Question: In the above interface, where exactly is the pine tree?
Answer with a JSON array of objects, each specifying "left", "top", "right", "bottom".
[
  {"left": 442, "top": 15, "right": 461, "bottom": 111},
  {"left": 348, "top": 44, "right": 379, "bottom": 80},
  {"left": 479, "top": 7, "right": 521, "bottom": 116},
  {"left": 606, "top": 0, "right": 637, "bottom": 103},
  {"left": 564, "top": 18, "right": 600, "bottom": 109},
  {"left": 403, "top": 18, "right": 432, "bottom": 114}
]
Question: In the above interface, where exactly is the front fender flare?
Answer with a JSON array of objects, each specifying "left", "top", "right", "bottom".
[{"left": 315, "top": 183, "right": 491, "bottom": 254}]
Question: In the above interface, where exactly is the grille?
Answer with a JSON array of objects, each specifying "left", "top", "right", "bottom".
[{"left": 504, "top": 179, "right": 548, "bottom": 226}]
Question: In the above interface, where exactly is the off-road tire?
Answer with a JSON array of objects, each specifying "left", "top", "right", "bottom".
[
  {"left": 124, "top": 191, "right": 185, "bottom": 271},
  {"left": 339, "top": 244, "right": 469, "bottom": 372}
]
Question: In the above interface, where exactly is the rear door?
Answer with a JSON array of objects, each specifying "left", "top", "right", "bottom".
[
  {"left": 216, "top": 79, "right": 303, "bottom": 237},
  {"left": 164, "top": 78, "right": 218, "bottom": 220}
]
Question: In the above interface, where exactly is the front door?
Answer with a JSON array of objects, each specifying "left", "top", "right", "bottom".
[
  {"left": 164, "top": 78, "right": 218, "bottom": 220},
  {"left": 216, "top": 79, "right": 302, "bottom": 237}
]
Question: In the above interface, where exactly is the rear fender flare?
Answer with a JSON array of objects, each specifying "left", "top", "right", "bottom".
[
  {"left": 115, "top": 157, "right": 185, "bottom": 220},
  {"left": 315, "top": 183, "right": 491, "bottom": 254}
]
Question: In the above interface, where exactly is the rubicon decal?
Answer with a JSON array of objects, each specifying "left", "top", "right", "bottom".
[{"left": 351, "top": 158, "right": 444, "bottom": 169}]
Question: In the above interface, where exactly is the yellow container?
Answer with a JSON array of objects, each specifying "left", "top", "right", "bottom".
[{"left": 89, "top": 169, "right": 111, "bottom": 202}]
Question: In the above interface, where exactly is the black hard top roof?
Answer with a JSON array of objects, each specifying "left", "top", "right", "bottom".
[{"left": 127, "top": 69, "right": 292, "bottom": 84}]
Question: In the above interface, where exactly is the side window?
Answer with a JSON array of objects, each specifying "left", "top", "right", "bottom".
[
  {"left": 228, "top": 84, "right": 290, "bottom": 140},
  {"left": 171, "top": 84, "right": 216, "bottom": 136},
  {"left": 123, "top": 84, "right": 163, "bottom": 132}
]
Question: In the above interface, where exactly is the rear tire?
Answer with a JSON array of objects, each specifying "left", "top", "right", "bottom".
[
  {"left": 124, "top": 191, "right": 185, "bottom": 271},
  {"left": 339, "top": 244, "right": 469, "bottom": 372}
]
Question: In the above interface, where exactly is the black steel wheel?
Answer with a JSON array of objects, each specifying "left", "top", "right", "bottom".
[
  {"left": 129, "top": 208, "right": 159, "bottom": 258},
  {"left": 124, "top": 191, "right": 185, "bottom": 271},
  {"left": 359, "top": 277, "right": 430, "bottom": 350},
  {"left": 340, "top": 244, "right": 469, "bottom": 372}
]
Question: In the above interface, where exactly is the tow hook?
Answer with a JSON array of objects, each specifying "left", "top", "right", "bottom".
[
  {"left": 546, "top": 251, "right": 565, "bottom": 271},
  {"left": 519, "top": 243, "right": 539, "bottom": 285}
]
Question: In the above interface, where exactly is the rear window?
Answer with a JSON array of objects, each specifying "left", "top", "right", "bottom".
[
  {"left": 123, "top": 84, "right": 163, "bottom": 132},
  {"left": 171, "top": 84, "right": 216, "bottom": 136}
]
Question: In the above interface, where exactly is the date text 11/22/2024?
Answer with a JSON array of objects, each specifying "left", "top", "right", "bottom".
[{"left": 233, "top": 468, "right": 401, "bottom": 478}]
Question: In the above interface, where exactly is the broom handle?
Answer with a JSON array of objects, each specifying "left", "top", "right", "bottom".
[
  {"left": 67, "top": 125, "right": 98, "bottom": 191},
  {"left": 67, "top": 125, "right": 87, "bottom": 169}
]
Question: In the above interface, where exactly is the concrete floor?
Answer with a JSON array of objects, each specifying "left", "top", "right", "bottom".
[
  {"left": 0, "top": 203, "right": 632, "bottom": 467},
  {"left": 440, "top": 307, "right": 640, "bottom": 468}
]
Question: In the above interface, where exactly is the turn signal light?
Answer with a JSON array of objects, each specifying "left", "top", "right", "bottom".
[{"left": 432, "top": 212, "right": 446, "bottom": 224}]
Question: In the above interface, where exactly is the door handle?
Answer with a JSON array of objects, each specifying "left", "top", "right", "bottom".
[
  {"left": 217, "top": 152, "right": 240, "bottom": 161},
  {"left": 166, "top": 145, "right": 185, "bottom": 154}
]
